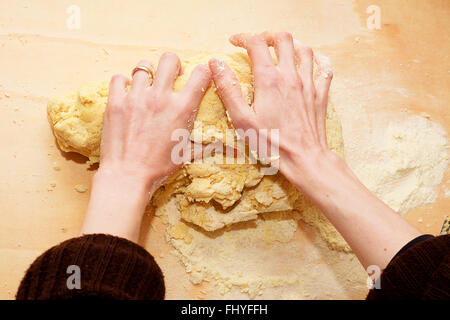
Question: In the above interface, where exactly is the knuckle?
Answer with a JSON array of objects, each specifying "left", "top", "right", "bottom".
[
  {"left": 137, "top": 59, "right": 151, "bottom": 67},
  {"left": 126, "top": 92, "right": 140, "bottom": 106},
  {"left": 145, "top": 91, "right": 157, "bottom": 104},
  {"left": 162, "top": 51, "right": 177, "bottom": 58},
  {"left": 260, "top": 30, "right": 272, "bottom": 42},
  {"left": 303, "top": 85, "right": 316, "bottom": 100},
  {"left": 107, "top": 100, "right": 123, "bottom": 115},
  {"left": 302, "top": 46, "right": 314, "bottom": 58},
  {"left": 146, "top": 90, "right": 166, "bottom": 108},
  {"left": 219, "top": 82, "right": 234, "bottom": 96},
  {"left": 110, "top": 73, "right": 125, "bottom": 83},
  {"left": 287, "top": 80, "right": 302, "bottom": 92},
  {"left": 195, "top": 64, "right": 211, "bottom": 77},
  {"left": 286, "top": 69, "right": 300, "bottom": 81},
  {"left": 261, "top": 70, "right": 281, "bottom": 87},
  {"left": 161, "top": 51, "right": 179, "bottom": 63},
  {"left": 260, "top": 62, "right": 276, "bottom": 71},
  {"left": 291, "top": 76, "right": 303, "bottom": 91},
  {"left": 248, "top": 35, "right": 265, "bottom": 46},
  {"left": 277, "top": 32, "right": 293, "bottom": 42},
  {"left": 264, "top": 78, "right": 280, "bottom": 88}
]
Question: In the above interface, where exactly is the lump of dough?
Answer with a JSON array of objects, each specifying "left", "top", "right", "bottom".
[
  {"left": 47, "top": 53, "right": 252, "bottom": 162},
  {"left": 47, "top": 81, "right": 108, "bottom": 163}
]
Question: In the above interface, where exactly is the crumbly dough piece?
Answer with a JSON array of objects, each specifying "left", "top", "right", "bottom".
[
  {"left": 179, "top": 174, "right": 298, "bottom": 231},
  {"left": 185, "top": 159, "right": 263, "bottom": 209}
]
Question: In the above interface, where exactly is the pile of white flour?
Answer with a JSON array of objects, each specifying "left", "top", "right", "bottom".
[{"left": 342, "top": 112, "right": 448, "bottom": 215}]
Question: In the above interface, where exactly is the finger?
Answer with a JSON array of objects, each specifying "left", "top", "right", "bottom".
[
  {"left": 294, "top": 40, "right": 314, "bottom": 94},
  {"left": 273, "top": 32, "right": 297, "bottom": 72},
  {"left": 260, "top": 31, "right": 276, "bottom": 56},
  {"left": 108, "top": 73, "right": 129, "bottom": 102},
  {"left": 179, "top": 64, "right": 212, "bottom": 108},
  {"left": 314, "top": 53, "right": 333, "bottom": 147},
  {"left": 260, "top": 31, "right": 282, "bottom": 63},
  {"left": 102, "top": 74, "right": 130, "bottom": 161},
  {"left": 209, "top": 58, "right": 253, "bottom": 129},
  {"left": 314, "top": 52, "right": 333, "bottom": 106},
  {"left": 153, "top": 52, "right": 182, "bottom": 91},
  {"left": 229, "top": 33, "right": 274, "bottom": 78},
  {"left": 131, "top": 59, "right": 154, "bottom": 92}
]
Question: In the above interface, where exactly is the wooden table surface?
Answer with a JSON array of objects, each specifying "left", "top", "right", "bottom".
[{"left": 0, "top": 0, "right": 448, "bottom": 299}]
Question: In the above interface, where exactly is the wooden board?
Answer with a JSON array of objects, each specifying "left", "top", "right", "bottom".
[{"left": 0, "top": 0, "right": 448, "bottom": 299}]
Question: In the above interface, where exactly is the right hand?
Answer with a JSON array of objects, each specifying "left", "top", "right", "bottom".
[
  {"left": 208, "top": 32, "right": 336, "bottom": 190},
  {"left": 209, "top": 32, "right": 421, "bottom": 270}
]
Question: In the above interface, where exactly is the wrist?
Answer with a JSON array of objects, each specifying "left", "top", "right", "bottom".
[
  {"left": 280, "top": 146, "right": 422, "bottom": 270},
  {"left": 281, "top": 147, "right": 342, "bottom": 188},
  {"left": 93, "top": 169, "right": 152, "bottom": 201},
  {"left": 80, "top": 168, "right": 155, "bottom": 242},
  {"left": 96, "top": 164, "right": 156, "bottom": 194},
  {"left": 281, "top": 147, "right": 363, "bottom": 208}
]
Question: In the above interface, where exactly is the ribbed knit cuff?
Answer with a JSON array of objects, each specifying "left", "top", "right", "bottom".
[
  {"left": 16, "top": 234, "right": 165, "bottom": 300},
  {"left": 367, "top": 234, "right": 450, "bottom": 300}
]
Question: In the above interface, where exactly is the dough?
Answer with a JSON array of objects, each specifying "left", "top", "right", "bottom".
[
  {"left": 184, "top": 154, "right": 264, "bottom": 210},
  {"left": 47, "top": 80, "right": 109, "bottom": 164},
  {"left": 47, "top": 52, "right": 350, "bottom": 252},
  {"left": 178, "top": 174, "right": 298, "bottom": 231}
]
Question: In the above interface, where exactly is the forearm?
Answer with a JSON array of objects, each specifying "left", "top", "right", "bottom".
[
  {"left": 80, "top": 169, "right": 152, "bottom": 242},
  {"left": 282, "top": 149, "right": 421, "bottom": 270}
]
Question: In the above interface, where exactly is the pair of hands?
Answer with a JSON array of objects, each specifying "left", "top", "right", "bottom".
[
  {"left": 83, "top": 31, "right": 333, "bottom": 244},
  {"left": 83, "top": 32, "right": 420, "bottom": 270},
  {"left": 98, "top": 32, "right": 333, "bottom": 197}
]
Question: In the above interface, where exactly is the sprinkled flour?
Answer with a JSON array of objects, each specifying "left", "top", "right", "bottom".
[{"left": 345, "top": 114, "right": 448, "bottom": 215}]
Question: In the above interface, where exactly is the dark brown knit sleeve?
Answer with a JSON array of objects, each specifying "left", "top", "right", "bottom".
[
  {"left": 367, "top": 234, "right": 450, "bottom": 300},
  {"left": 16, "top": 234, "right": 165, "bottom": 300}
]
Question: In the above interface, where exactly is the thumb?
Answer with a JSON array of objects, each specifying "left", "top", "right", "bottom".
[{"left": 208, "top": 58, "right": 254, "bottom": 130}]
